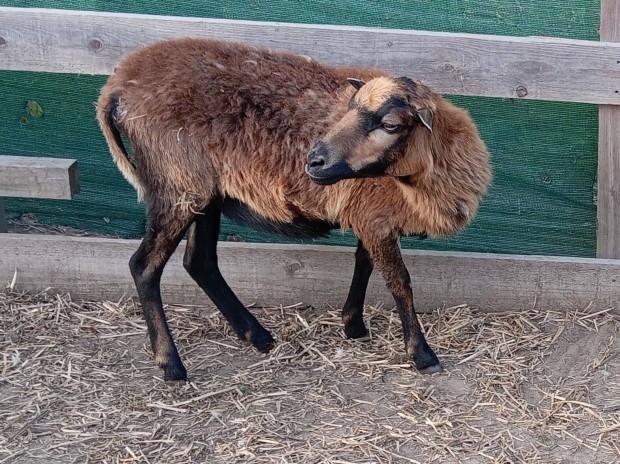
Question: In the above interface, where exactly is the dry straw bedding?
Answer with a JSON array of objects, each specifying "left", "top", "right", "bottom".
[{"left": 1, "top": 287, "right": 619, "bottom": 463}]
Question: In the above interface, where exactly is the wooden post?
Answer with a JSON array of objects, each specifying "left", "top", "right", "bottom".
[
  {"left": 0, "top": 198, "right": 7, "bottom": 233},
  {"left": 597, "top": 1, "right": 620, "bottom": 258}
]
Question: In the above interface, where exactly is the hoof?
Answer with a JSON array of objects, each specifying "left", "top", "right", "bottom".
[
  {"left": 418, "top": 363, "right": 444, "bottom": 374},
  {"left": 245, "top": 328, "right": 275, "bottom": 353},
  {"left": 344, "top": 319, "right": 369, "bottom": 339},
  {"left": 163, "top": 362, "right": 188, "bottom": 382},
  {"left": 411, "top": 338, "right": 442, "bottom": 374}
]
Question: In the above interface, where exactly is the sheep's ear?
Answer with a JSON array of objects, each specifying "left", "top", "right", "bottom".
[
  {"left": 346, "top": 78, "right": 366, "bottom": 90},
  {"left": 416, "top": 108, "right": 433, "bottom": 132}
]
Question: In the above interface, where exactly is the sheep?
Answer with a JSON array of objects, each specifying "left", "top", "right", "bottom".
[{"left": 96, "top": 38, "right": 492, "bottom": 381}]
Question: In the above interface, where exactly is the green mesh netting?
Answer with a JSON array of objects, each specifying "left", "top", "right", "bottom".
[{"left": 0, "top": 1, "right": 600, "bottom": 256}]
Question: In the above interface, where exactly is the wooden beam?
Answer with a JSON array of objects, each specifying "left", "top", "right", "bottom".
[
  {"left": 597, "top": 1, "right": 620, "bottom": 258},
  {"left": 0, "top": 155, "right": 79, "bottom": 199},
  {"left": 1, "top": 7, "right": 620, "bottom": 104},
  {"left": 1, "top": 234, "right": 619, "bottom": 313}
]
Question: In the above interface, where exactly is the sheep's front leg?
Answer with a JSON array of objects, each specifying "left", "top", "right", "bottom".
[
  {"left": 364, "top": 236, "right": 442, "bottom": 373},
  {"left": 342, "top": 240, "right": 374, "bottom": 338}
]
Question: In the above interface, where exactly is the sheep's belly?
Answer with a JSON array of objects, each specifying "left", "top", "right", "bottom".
[{"left": 218, "top": 197, "right": 336, "bottom": 239}]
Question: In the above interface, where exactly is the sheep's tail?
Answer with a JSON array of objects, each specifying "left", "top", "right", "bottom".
[{"left": 96, "top": 92, "right": 146, "bottom": 202}]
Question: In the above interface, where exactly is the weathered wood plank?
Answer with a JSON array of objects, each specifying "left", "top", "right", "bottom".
[
  {"left": 0, "top": 198, "right": 7, "bottom": 233},
  {"left": 0, "top": 155, "right": 79, "bottom": 199},
  {"left": 1, "top": 234, "right": 619, "bottom": 313},
  {"left": 1, "top": 7, "right": 620, "bottom": 104},
  {"left": 596, "top": 108, "right": 620, "bottom": 257},
  {"left": 597, "top": 1, "right": 620, "bottom": 258}
]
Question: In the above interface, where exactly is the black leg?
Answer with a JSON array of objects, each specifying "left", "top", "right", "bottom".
[
  {"left": 183, "top": 203, "right": 275, "bottom": 352},
  {"left": 129, "top": 209, "right": 194, "bottom": 381},
  {"left": 364, "top": 236, "right": 442, "bottom": 373},
  {"left": 342, "top": 240, "right": 374, "bottom": 338}
]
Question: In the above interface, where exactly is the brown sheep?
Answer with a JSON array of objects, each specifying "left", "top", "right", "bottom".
[{"left": 97, "top": 38, "right": 492, "bottom": 381}]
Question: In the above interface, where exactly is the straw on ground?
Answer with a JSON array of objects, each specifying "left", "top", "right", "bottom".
[{"left": 1, "top": 289, "right": 619, "bottom": 463}]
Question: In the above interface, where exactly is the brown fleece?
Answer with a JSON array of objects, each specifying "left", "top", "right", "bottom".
[{"left": 98, "top": 39, "right": 490, "bottom": 238}]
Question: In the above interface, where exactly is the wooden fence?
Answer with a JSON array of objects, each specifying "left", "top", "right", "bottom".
[{"left": 1, "top": 5, "right": 619, "bottom": 310}]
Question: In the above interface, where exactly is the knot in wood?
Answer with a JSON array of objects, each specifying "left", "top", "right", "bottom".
[
  {"left": 443, "top": 63, "right": 454, "bottom": 72},
  {"left": 88, "top": 38, "right": 104, "bottom": 52},
  {"left": 516, "top": 85, "right": 528, "bottom": 98},
  {"left": 285, "top": 261, "right": 303, "bottom": 277}
]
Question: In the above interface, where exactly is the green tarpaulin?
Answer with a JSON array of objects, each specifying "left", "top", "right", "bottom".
[{"left": 0, "top": 1, "right": 600, "bottom": 256}]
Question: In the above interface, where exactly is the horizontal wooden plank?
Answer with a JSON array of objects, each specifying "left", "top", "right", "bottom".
[
  {"left": 1, "top": 8, "right": 620, "bottom": 104},
  {"left": 0, "top": 155, "right": 79, "bottom": 199},
  {"left": 1, "top": 234, "right": 619, "bottom": 313}
]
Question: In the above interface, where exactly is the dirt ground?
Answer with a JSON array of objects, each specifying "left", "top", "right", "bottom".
[{"left": 1, "top": 284, "right": 619, "bottom": 464}]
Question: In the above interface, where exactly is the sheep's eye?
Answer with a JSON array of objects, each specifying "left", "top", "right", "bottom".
[{"left": 381, "top": 123, "right": 399, "bottom": 133}]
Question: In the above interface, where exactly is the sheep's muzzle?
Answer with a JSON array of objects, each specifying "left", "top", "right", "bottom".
[{"left": 305, "top": 141, "right": 354, "bottom": 185}]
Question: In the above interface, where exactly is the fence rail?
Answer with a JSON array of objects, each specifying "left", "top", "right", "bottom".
[
  {"left": 2, "top": 234, "right": 620, "bottom": 312},
  {"left": 1, "top": 7, "right": 620, "bottom": 105}
]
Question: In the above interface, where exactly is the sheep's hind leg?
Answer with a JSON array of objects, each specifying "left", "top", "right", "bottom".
[
  {"left": 342, "top": 240, "right": 373, "bottom": 339},
  {"left": 364, "top": 236, "right": 442, "bottom": 374},
  {"left": 130, "top": 208, "right": 195, "bottom": 381},
  {"left": 183, "top": 203, "right": 275, "bottom": 353}
]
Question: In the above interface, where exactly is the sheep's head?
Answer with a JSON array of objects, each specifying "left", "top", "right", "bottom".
[{"left": 306, "top": 76, "right": 435, "bottom": 185}]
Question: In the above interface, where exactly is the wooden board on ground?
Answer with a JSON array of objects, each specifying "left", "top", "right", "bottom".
[
  {"left": 1, "top": 234, "right": 619, "bottom": 313},
  {"left": 0, "top": 155, "right": 79, "bottom": 199},
  {"left": 1, "top": 7, "right": 620, "bottom": 104}
]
